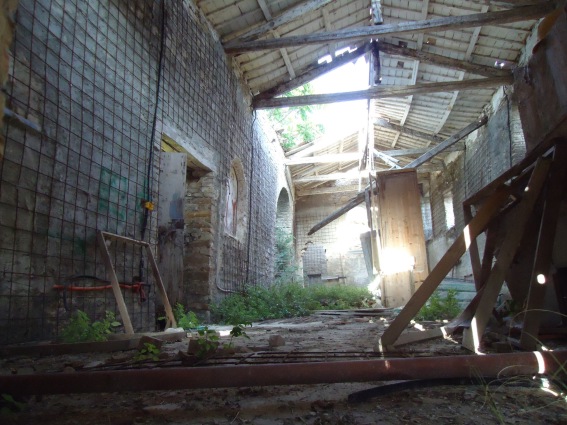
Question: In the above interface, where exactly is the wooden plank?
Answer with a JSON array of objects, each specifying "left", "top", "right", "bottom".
[
  {"left": 307, "top": 189, "right": 368, "bottom": 235},
  {"left": 479, "top": 222, "right": 499, "bottom": 289},
  {"left": 520, "top": 143, "right": 567, "bottom": 350},
  {"left": 378, "top": 184, "right": 514, "bottom": 349},
  {"left": 390, "top": 328, "right": 446, "bottom": 348},
  {"left": 254, "top": 76, "right": 514, "bottom": 108},
  {"left": 462, "top": 158, "right": 551, "bottom": 352},
  {"left": 97, "top": 231, "right": 135, "bottom": 334},
  {"left": 100, "top": 231, "right": 150, "bottom": 247},
  {"left": 464, "top": 204, "right": 483, "bottom": 291},
  {"left": 295, "top": 172, "right": 362, "bottom": 183},
  {"left": 405, "top": 117, "right": 488, "bottom": 168},
  {"left": 0, "top": 332, "right": 186, "bottom": 357},
  {"left": 377, "top": 41, "right": 511, "bottom": 78},
  {"left": 376, "top": 169, "right": 429, "bottom": 307},
  {"left": 146, "top": 245, "right": 177, "bottom": 329},
  {"left": 255, "top": 43, "right": 372, "bottom": 101},
  {"left": 286, "top": 152, "right": 360, "bottom": 165},
  {"left": 374, "top": 117, "right": 444, "bottom": 145},
  {"left": 382, "top": 146, "right": 464, "bottom": 157},
  {"left": 224, "top": 2, "right": 556, "bottom": 53},
  {"left": 226, "top": 0, "right": 333, "bottom": 43}
]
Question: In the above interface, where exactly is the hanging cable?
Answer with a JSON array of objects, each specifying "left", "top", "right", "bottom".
[{"left": 138, "top": 0, "right": 166, "bottom": 282}]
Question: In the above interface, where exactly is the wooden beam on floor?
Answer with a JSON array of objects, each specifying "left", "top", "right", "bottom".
[
  {"left": 378, "top": 184, "right": 515, "bottom": 350},
  {"left": 254, "top": 76, "right": 513, "bottom": 108},
  {"left": 225, "top": 2, "right": 556, "bottom": 53},
  {"left": 462, "top": 158, "right": 551, "bottom": 352}
]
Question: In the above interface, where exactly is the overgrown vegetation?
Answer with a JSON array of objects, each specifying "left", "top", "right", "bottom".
[
  {"left": 415, "top": 289, "right": 461, "bottom": 321},
  {"left": 212, "top": 283, "right": 373, "bottom": 324},
  {"left": 274, "top": 227, "right": 298, "bottom": 284},
  {"left": 60, "top": 310, "right": 121, "bottom": 343},
  {"left": 266, "top": 83, "right": 324, "bottom": 151},
  {"left": 173, "top": 303, "right": 200, "bottom": 330}
]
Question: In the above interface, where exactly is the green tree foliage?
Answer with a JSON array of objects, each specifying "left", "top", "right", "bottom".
[{"left": 266, "top": 83, "right": 324, "bottom": 150}]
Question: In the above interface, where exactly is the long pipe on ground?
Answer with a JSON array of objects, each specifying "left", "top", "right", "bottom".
[{"left": 2, "top": 351, "right": 566, "bottom": 395}]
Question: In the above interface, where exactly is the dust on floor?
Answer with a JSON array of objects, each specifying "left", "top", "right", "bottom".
[{"left": 2, "top": 315, "right": 567, "bottom": 424}]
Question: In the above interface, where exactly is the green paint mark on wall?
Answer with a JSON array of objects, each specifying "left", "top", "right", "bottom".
[{"left": 98, "top": 167, "right": 128, "bottom": 222}]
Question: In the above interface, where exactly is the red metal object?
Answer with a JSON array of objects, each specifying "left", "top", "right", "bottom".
[{"left": 1, "top": 350, "right": 566, "bottom": 395}]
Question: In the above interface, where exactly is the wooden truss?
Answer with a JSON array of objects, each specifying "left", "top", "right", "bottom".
[
  {"left": 377, "top": 137, "right": 567, "bottom": 352},
  {"left": 97, "top": 231, "right": 177, "bottom": 334}
]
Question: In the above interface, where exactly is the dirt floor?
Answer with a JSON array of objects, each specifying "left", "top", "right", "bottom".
[{"left": 2, "top": 314, "right": 567, "bottom": 424}]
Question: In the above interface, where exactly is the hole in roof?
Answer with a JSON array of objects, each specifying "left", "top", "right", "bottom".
[
  {"left": 398, "top": 41, "right": 408, "bottom": 48},
  {"left": 426, "top": 37, "right": 436, "bottom": 45},
  {"left": 396, "top": 61, "right": 405, "bottom": 68}
]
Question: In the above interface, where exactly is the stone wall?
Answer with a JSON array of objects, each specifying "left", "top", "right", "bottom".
[{"left": 0, "top": 0, "right": 288, "bottom": 343}]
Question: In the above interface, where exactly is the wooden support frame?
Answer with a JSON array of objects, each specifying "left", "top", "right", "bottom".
[
  {"left": 97, "top": 231, "right": 177, "bottom": 334},
  {"left": 377, "top": 183, "right": 515, "bottom": 350},
  {"left": 520, "top": 142, "right": 567, "bottom": 349},
  {"left": 462, "top": 158, "right": 551, "bottom": 352}
]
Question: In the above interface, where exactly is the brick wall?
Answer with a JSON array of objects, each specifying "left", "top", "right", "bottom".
[
  {"left": 0, "top": 0, "right": 288, "bottom": 343},
  {"left": 426, "top": 90, "right": 526, "bottom": 279},
  {"left": 295, "top": 192, "right": 370, "bottom": 287}
]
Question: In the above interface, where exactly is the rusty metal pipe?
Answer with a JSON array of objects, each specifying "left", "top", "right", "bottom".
[{"left": 1, "top": 351, "right": 566, "bottom": 395}]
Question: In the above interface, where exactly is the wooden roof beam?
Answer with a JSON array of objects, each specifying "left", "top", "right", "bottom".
[
  {"left": 374, "top": 118, "right": 444, "bottom": 144},
  {"left": 377, "top": 41, "right": 510, "bottom": 78},
  {"left": 255, "top": 75, "right": 514, "bottom": 108},
  {"left": 286, "top": 153, "right": 360, "bottom": 166},
  {"left": 224, "top": 1, "right": 557, "bottom": 53},
  {"left": 225, "top": 0, "right": 334, "bottom": 43},
  {"left": 254, "top": 43, "right": 372, "bottom": 101}
]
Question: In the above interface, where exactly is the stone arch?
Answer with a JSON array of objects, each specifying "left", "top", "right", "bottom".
[{"left": 276, "top": 188, "right": 292, "bottom": 234}]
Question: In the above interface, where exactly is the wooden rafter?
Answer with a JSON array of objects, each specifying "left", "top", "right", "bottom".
[
  {"left": 254, "top": 76, "right": 513, "bottom": 108},
  {"left": 377, "top": 42, "right": 512, "bottom": 78},
  {"left": 256, "top": 0, "right": 296, "bottom": 80},
  {"left": 254, "top": 43, "right": 372, "bottom": 101},
  {"left": 225, "top": 0, "right": 333, "bottom": 43},
  {"left": 287, "top": 153, "right": 360, "bottom": 166},
  {"left": 374, "top": 118, "right": 444, "bottom": 144},
  {"left": 224, "top": 2, "right": 556, "bottom": 53}
]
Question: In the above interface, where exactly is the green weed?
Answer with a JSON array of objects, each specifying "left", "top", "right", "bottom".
[
  {"left": 212, "top": 283, "right": 373, "bottom": 324},
  {"left": 60, "top": 310, "right": 121, "bottom": 343},
  {"left": 415, "top": 289, "right": 461, "bottom": 321},
  {"left": 134, "top": 342, "right": 161, "bottom": 362},
  {"left": 173, "top": 303, "right": 200, "bottom": 330}
]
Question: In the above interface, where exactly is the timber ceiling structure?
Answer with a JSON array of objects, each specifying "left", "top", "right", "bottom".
[{"left": 196, "top": 0, "right": 556, "bottom": 197}]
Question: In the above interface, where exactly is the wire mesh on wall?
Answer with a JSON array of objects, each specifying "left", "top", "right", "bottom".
[{"left": 0, "top": 0, "right": 163, "bottom": 344}]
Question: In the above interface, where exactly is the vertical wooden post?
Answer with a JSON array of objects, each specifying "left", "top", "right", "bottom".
[{"left": 97, "top": 231, "right": 135, "bottom": 334}]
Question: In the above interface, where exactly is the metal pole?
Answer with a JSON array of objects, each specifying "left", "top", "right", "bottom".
[{"left": 1, "top": 351, "right": 566, "bottom": 395}]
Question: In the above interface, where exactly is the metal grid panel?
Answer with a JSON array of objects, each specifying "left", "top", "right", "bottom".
[{"left": 0, "top": 0, "right": 161, "bottom": 344}]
